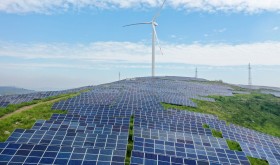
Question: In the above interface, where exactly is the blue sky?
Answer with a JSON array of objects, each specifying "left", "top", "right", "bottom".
[{"left": 0, "top": 0, "right": 280, "bottom": 90}]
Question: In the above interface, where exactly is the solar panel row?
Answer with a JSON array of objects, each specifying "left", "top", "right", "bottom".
[
  {"left": 131, "top": 150, "right": 221, "bottom": 165},
  {"left": 0, "top": 76, "right": 279, "bottom": 165},
  {"left": 0, "top": 142, "right": 125, "bottom": 165},
  {"left": 132, "top": 136, "right": 251, "bottom": 165},
  {"left": 134, "top": 127, "right": 229, "bottom": 149},
  {"left": 240, "top": 142, "right": 280, "bottom": 165},
  {"left": 0, "top": 101, "right": 9, "bottom": 108},
  {"left": 0, "top": 86, "right": 91, "bottom": 107},
  {"left": 31, "top": 120, "right": 129, "bottom": 134},
  {"left": 6, "top": 129, "right": 128, "bottom": 150}
]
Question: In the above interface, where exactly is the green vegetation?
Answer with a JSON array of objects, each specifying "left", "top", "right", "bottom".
[
  {"left": 161, "top": 102, "right": 193, "bottom": 111},
  {"left": 247, "top": 156, "right": 269, "bottom": 165},
  {"left": 211, "top": 129, "right": 223, "bottom": 138},
  {"left": 0, "top": 94, "right": 74, "bottom": 118},
  {"left": 125, "top": 115, "right": 134, "bottom": 165},
  {"left": 202, "top": 124, "right": 210, "bottom": 129},
  {"left": 190, "top": 80, "right": 249, "bottom": 91},
  {"left": 226, "top": 139, "right": 242, "bottom": 151},
  {"left": 161, "top": 92, "right": 280, "bottom": 137},
  {"left": 202, "top": 124, "right": 223, "bottom": 138},
  {"left": 0, "top": 92, "right": 79, "bottom": 142}
]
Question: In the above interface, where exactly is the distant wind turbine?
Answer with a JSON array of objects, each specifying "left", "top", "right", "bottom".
[
  {"left": 248, "top": 63, "right": 252, "bottom": 87},
  {"left": 123, "top": 0, "right": 166, "bottom": 77}
]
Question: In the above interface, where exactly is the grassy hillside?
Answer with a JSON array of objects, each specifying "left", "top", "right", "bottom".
[
  {"left": 0, "top": 94, "right": 74, "bottom": 118},
  {"left": 162, "top": 92, "right": 280, "bottom": 137},
  {"left": 0, "top": 92, "right": 80, "bottom": 142}
]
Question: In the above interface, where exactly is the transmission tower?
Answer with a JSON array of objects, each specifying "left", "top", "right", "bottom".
[{"left": 248, "top": 63, "right": 252, "bottom": 87}]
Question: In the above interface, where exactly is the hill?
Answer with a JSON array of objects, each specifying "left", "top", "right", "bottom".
[
  {"left": 0, "top": 76, "right": 279, "bottom": 165},
  {"left": 0, "top": 86, "right": 34, "bottom": 96},
  {"left": 162, "top": 91, "right": 280, "bottom": 137}
]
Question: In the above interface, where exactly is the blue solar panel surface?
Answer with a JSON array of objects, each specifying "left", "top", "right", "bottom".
[
  {"left": 0, "top": 76, "right": 279, "bottom": 165},
  {"left": 0, "top": 86, "right": 91, "bottom": 107}
]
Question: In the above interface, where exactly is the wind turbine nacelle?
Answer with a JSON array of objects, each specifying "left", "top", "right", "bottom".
[{"left": 153, "top": 22, "right": 158, "bottom": 26}]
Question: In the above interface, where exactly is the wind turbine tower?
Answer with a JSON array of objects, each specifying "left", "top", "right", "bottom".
[
  {"left": 119, "top": 72, "right": 121, "bottom": 81},
  {"left": 195, "top": 67, "right": 198, "bottom": 78},
  {"left": 123, "top": 0, "right": 166, "bottom": 77},
  {"left": 248, "top": 63, "right": 252, "bottom": 87}
]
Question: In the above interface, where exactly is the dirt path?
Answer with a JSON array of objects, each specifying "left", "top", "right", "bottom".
[{"left": 0, "top": 97, "right": 66, "bottom": 120}]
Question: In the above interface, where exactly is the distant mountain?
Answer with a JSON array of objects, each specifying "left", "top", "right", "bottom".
[
  {"left": 0, "top": 86, "right": 35, "bottom": 96},
  {"left": 237, "top": 84, "right": 280, "bottom": 97},
  {"left": 238, "top": 84, "right": 280, "bottom": 91}
]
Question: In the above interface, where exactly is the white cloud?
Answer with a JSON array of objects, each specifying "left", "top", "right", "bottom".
[
  {"left": 273, "top": 26, "right": 279, "bottom": 31},
  {"left": 0, "top": 41, "right": 280, "bottom": 66},
  {"left": 214, "top": 28, "right": 227, "bottom": 33},
  {"left": 0, "top": 0, "right": 280, "bottom": 14}
]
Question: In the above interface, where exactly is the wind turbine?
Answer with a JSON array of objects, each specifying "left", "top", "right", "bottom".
[
  {"left": 123, "top": 0, "right": 166, "bottom": 77},
  {"left": 195, "top": 67, "right": 198, "bottom": 78}
]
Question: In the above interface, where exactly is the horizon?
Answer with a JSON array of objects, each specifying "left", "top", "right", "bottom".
[
  {"left": 0, "top": 0, "right": 280, "bottom": 90},
  {"left": 2, "top": 75, "right": 280, "bottom": 92}
]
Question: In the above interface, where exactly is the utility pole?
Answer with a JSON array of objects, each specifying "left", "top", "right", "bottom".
[{"left": 248, "top": 63, "right": 252, "bottom": 88}]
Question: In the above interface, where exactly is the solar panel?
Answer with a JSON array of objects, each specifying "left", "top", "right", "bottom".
[
  {"left": 0, "top": 101, "right": 9, "bottom": 107},
  {"left": 132, "top": 136, "right": 251, "bottom": 165},
  {"left": 134, "top": 127, "right": 229, "bottom": 149},
  {"left": 0, "top": 86, "right": 91, "bottom": 107},
  {"left": 6, "top": 129, "right": 128, "bottom": 150},
  {"left": 31, "top": 120, "right": 129, "bottom": 134},
  {"left": 49, "top": 114, "right": 130, "bottom": 126},
  {"left": 240, "top": 141, "right": 280, "bottom": 165},
  {"left": 131, "top": 150, "right": 223, "bottom": 165},
  {"left": 0, "top": 142, "right": 125, "bottom": 165},
  {"left": 0, "top": 76, "right": 279, "bottom": 165}
]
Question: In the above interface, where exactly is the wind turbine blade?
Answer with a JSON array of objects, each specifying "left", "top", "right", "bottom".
[
  {"left": 123, "top": 22, "right": 151, "bottom": 27},
  {"left": 152, "top": 24, "right": 163, "bottom": 55},
  {"left": 153, "top": 0, "right": 167, "bottom": 21}
]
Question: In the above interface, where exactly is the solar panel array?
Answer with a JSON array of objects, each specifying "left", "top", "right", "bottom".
[
  {"left": 261, "top": 90, "right": 280, "bottom": 97},
  {"left": 133, "top": 137, "right": 249, "bottom": 165},
  {"left": 6, "top": 129, "right": 128, "bottom": 150},
  {"left": 0, "top": 101, "right": 9, "bottom": 108},
  {"left": 0, "top": 142, "right": 125, "bottom": 165},
  {"left": 0, "top": 86, "right": 91, "bottom": 108},
  {"left": 133, "top": 128, "right": 229, "bottom": 149},
  {"left": 0, "top": 76, "right": 279, "bottom": 165}
]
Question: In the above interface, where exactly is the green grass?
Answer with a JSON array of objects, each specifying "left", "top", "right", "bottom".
[
  {"left": 0, "top": 93, "right": 79, "bottom": 118},
  {"left": 211, "top": 129, "right": 223, "bottom": 138},
  {"left": 247, "top": 156, "right": 269, "bottom": 165},
  {"left": 0, "top": 92, "right": 79, "bottom": 142},
  {"left": 125, "top": 115, "right": 134, "bottom": 165},
  {"left": 226, "top": 139, "right": 242, "bottom": 151},
  {"left": 202, "top": 124, "right": 223, "bottom": 139},
  {"left": 203, "top": 124, "right": 210, "bottom": 129},
  {"left": 161, "top": 92, "right": 280, "bottom": 137},
  {"left": 202, "top": 124, "right": 223, "bottom": 138}
]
